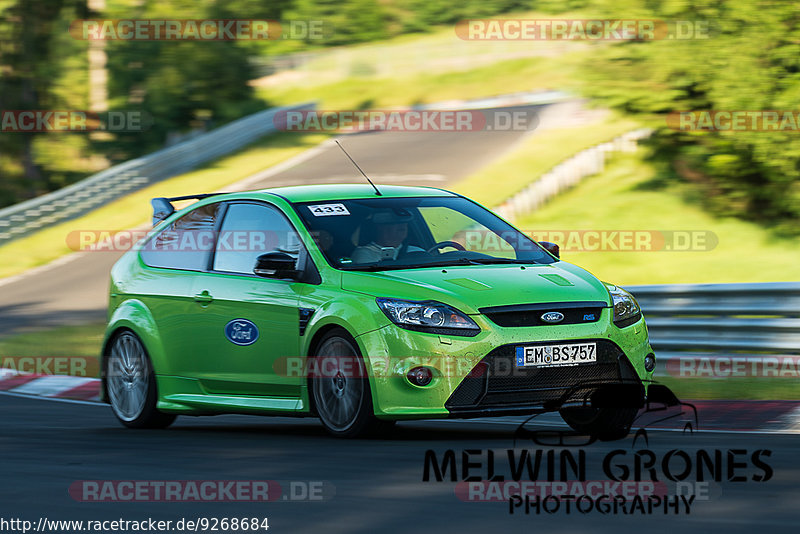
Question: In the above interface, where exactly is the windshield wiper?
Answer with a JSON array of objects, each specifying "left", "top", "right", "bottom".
[
  {"left": 458, "top": 257, "right": 536, "bottom": 265},
  {"left": 339, "top": 265, "right": 387, "bottom": 272},
  {"left": 339, "top": 257, "right": 536, "bottom": 272}
]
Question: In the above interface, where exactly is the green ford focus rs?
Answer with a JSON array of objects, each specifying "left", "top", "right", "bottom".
[{"left": 102, "top": 184, "right": 656, "bottom": 439}]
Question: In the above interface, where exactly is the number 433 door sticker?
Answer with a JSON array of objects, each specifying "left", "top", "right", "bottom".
[{"left": 308, "top": 203, "right": 350, "bottom": 216}]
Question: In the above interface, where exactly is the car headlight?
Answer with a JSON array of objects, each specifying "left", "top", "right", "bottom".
[
  {"left": 606, "top": 284, "right": 642, "bottom": 328},
  {"left": 376, "top": 298, "right": 480, "bottom": 337}
]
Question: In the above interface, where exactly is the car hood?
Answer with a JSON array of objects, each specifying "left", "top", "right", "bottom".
[{"left": 340, "top": 261, "right": 611, "bottom": 314}]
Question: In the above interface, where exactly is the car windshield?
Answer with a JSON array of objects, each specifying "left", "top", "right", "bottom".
[{"left": 294, "top": 196, "right": 556, "bottom": 271}]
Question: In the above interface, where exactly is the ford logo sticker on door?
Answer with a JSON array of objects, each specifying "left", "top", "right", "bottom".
[
  {"left": 224, "top": 319, "right": 259, "bottom": 346},
  {"left": 541, "top": 311, "right": 565, "bottom": 324}
]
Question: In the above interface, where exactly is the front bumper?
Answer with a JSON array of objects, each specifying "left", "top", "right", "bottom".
[
  {"left": 355, "top": 307, "right": 654, "bottom": 419},
  {"left": 444, "top": 338, "right": 644, "bottom": 417}
]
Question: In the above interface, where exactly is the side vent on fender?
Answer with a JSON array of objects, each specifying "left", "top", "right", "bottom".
[{"left": 299, "top": 308, "right": 315, "bottom": 336}]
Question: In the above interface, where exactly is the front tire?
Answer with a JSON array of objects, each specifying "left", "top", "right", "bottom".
[
  {"left": 310, "top": 330, "right": 393, "bottom": 438},
  {"left": 106, "top": 331, "right": 176, "bottom": 429},
  {"left": 559, "top": 406, "right": 637, "bottom": 441}
]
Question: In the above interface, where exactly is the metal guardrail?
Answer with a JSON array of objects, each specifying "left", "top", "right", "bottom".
[
  {"left": 627, "top": 282, "right": 800, "bottom": 372},
  {"left": 0, "top": 102, "right": 315, "bottom": 246}
]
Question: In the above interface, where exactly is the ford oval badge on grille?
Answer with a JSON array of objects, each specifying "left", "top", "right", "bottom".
[
  {"left": 541, "top": 311, "right": 565, "bottom": 324},
  {"left": 225, "top": 318, "right": 259, "bottom": 346}
]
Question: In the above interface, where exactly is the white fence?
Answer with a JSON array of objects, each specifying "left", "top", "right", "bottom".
[{"left": 494, "top": 128, "right": 652, "bottom": 220}]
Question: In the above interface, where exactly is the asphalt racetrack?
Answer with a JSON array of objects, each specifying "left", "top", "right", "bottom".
[
  {"left": 1, "top": 393, "right": 798, "bottom": 533},
  {"left": 1, "top": 100, "right": 797, "bottom": 533}
]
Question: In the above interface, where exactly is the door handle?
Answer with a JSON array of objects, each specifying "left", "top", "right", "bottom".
[{"left": 193, "top": 290, "right": 213, "bottom": 304}]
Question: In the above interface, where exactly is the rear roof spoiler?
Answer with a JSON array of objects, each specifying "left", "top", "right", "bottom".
[{"left": 151, "top": 193, "right": 227, "bottom": 226}]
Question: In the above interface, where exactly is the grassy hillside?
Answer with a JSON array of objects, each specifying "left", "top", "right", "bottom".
[
  {"left": 509, "top": 148, "right": 800, "bottom": 284},
  {"left": 451, "top": 115, "right": 642, "bottom": 208}
]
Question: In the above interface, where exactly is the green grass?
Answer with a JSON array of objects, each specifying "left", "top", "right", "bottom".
[
  {"left": 510, "top": 148, "right": 800, "bottom": 285},
  {"left": 0, "top": 322, "right": 104, "bottom": 377},
  {"left": 253, "top": 12, "right": 602, "bottom": 110},
  {"left": 0, "top": 321, "right": 105, "bottom": 357},
  {"left": 451, "top": 114, "right": 643, "bottom": 208},
  {"left": 657, "top": 376, "right": 800, "bottom": 401},
  {"left": 0, "top": 132, "right": 329, "bottom": 279},
  {"left": 257, "top": 53, "right": 593, "bottom": 111}
]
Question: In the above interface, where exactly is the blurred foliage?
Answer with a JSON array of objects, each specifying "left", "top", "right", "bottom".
[
  {"left": 0, "top": 0, "right": 89, "bottom": 206},
  {"left": 1, "top": 0, "right": 799, "bottom": 237},
  {"left": 0, "top": 0, "right": 533, "bottom": 207},
  {"left": 287, "top": 0, "right": 389, "bottom": 46},
  {"left": 568, "top": 0, "right": 800, "bottom": 233},
  {"left": 100, "top": 0, "right": 277, "bottom": 155},
  {"left": 393, "top": 0, "right": 530, "bottom": 32}
]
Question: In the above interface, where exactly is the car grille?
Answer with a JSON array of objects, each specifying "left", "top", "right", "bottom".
[
  {"left": 445, "top": 339, "right": 637, "bottom": 413},
  {"left": 479, "top": 301, "right": 607, "bottom": 328}
]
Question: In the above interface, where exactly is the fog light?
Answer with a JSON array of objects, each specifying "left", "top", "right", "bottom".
[
  {"left": 407, "top": 366, "right": 433, "bottom": 387},
  {"left": 644, "top": 354, "right": 656, "bottom": 373}
]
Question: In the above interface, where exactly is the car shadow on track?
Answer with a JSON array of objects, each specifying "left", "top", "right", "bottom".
[
  {"left": 165, "top": 421, "right": 518, "bottom": 442},
  {"left": 88, "top": 416, "right": 595, "bottom": 444}
]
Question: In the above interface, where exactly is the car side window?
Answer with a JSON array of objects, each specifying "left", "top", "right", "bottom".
[
  {"left": 213, "top": 202, "right": 303, "bottom": 275},
  {"left": 140, "top": 202, "right": 222, "bottom": 271}
]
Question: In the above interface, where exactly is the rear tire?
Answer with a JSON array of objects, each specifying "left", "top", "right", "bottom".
[
  {"left": 106, "top": 331, "right": 176, "bottom": 429},
  {"left": 310, "top": 330, "right": 394, "bottom": 438},
  {"left": 559, "top": 406, "right": 637, "bottom": 441}
]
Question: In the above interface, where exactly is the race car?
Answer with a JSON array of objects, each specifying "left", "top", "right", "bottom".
[{"left": 102, "top": 184, "right": 656, "bottom": 439}]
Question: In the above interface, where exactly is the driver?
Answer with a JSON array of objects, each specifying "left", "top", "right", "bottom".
[{"left": 351, "top": 208, "right": 423, "bottom": 263}]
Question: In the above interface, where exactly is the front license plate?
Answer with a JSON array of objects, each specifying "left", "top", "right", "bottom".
[{"left": 515, "top": 342, "right": 597, "bottom": 368}]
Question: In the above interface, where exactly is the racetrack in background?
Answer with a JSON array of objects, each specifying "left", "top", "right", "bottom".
[{"left": 0, "top": 101, "right": 583, "bottom": 337}]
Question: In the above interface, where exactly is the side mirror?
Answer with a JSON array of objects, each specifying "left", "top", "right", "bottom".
[
  {"left": 539, "top": 241, "right": 560, "bottom": 259},
  {"left": 254, "top": 252, "right": 299, "bottom": 279}
]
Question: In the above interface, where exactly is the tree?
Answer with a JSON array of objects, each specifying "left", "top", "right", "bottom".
[
  {"left": 0, "top": 0, "right": 88, "bottom": 204},
  {"left": 578, "top": 0, "right": 800, "bottom": 231}
]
